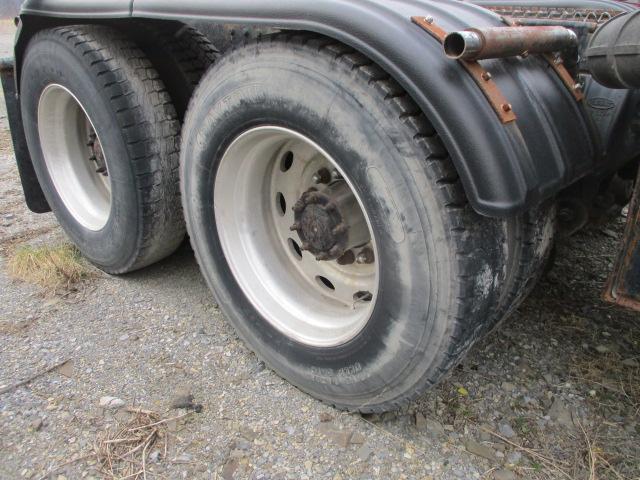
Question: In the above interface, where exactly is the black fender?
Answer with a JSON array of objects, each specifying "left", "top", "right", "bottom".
[{"left": 13, "top": 0, "right": 635, "bottom": 216}]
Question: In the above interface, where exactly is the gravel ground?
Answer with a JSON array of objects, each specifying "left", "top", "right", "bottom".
[{"left": 0, "top": 19, "right": 639, "bottom": 480}]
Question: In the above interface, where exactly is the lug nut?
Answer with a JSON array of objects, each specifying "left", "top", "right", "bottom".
[
  {"left": 312, "top": 168, "right": 332, "bottom": 185},
  {"left": 290, "top": 223, "right": 300, "bottom": 232},
  {"left": 331, "top": 169, "right": 343, "bottom": 181},
  {"left": 337, "top": 250, "right": 356, "bottom": 265},
  {"left": 356, "top": 247, "right": 375, "bottom": 264}
]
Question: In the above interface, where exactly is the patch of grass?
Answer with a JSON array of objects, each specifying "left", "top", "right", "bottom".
[{"left": 7, "top": 243, "right": 94, "bottom": 291}]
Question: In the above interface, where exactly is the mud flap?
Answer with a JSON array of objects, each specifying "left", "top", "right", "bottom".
[
  {"left": 604, "top": 167, "right": 640, "bottom": 311},
  {"left": 0, "top": 57, "right": 50, "bottom": 213}
]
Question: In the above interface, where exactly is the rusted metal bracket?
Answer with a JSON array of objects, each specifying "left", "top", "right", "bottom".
[
  {"left": 603, "top": 168, "right": 640, "bottom": 312},
  {"left": 412, "top": 16, "right": 517, "bottom": 124},
  {"left": 542, "top": 53, "right": 584, "bottom": 101},
  {"left": 497, "top": 16, "right": 584, "bottom": 102}
]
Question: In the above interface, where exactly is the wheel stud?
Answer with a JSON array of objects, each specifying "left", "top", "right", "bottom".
[{"left": 290, "top": 223, "right": 300, "bottom": 232}]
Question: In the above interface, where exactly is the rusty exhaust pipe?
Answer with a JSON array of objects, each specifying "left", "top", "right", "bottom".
[{"left": 443, "top": 26, "right": 578, "bottom": 61}]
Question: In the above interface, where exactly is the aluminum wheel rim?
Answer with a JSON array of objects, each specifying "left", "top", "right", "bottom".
[
  {"left": 38, "top": 84, "right": 111, "bottom": 231},
  {"left": 215, "top": 126, "right": 379, "bottom": 347}
]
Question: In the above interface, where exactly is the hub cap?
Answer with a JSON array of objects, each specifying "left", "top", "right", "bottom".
[
  {"left": 38, "top": 84, "right": 111, "bottom": 231},
  {"left": 214, "top": 127, "right": 379, "bottom": 347}
]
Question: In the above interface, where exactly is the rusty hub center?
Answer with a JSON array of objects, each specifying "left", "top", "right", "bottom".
[{"left": 290, "top": 188, "right": 349, "bottom": 261}]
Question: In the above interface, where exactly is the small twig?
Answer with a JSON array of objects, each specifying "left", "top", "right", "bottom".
[
  {"left": 125, "top": 406, "right": 159, "bottom": 416},
  {"left": 36, "top": 453, "right": 95, "bottom": 480},
  {"left": 127, "top": 413, "right": 191, "bottom": 432},
  {"left": 481, "top": 427, "right": 574, "bottom": 480},
  {"left": 0, "top": 359, "right": 71, "bottom": 395},
  {"left": 576, "top": 419, "right": 597, "bottom": 480},
  {"left": 142, "top": 431, "right": 155, "bottom": 480},
  {"left": 102, "top": 437, "right": 141, "bottom": 445}
]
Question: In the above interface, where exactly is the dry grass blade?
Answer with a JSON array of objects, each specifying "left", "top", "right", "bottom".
[
  {"left": 7, "top": 243, "right": 94, "bottom": 291},
  {"left": 95, "top": 408, "right": 174, "bottom": 480}
]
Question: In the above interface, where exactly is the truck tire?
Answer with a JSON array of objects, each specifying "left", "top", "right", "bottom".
[
  {"left": 493, "top": 202, "right": 556, "bottom": 326},
  {"left": 20, "top": 26, "right": 185, "bottom": 274},
  {"left": 132, "top": 24, "right": 218, "bottom": 119},
  {"left": 181, "top": 33, "right": 520, "bottom": 412}
]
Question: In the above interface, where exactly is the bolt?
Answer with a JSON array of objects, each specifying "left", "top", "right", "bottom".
[
  {"left": 501, "top": 103, "right": 512, "bottom": 113},
  {"left": 573, "top": 83, "right": 582, "bottom": 92},
  {"left": 481, "top": 71, "right": 492, "bottom": 81},
  {"left": 554, "top": 56, "right": 563, "bottom": 65},
  {"left": 331, "top": 169, "right": 343, "bottom": 181},
  {"left": 520, "top": 50, "right": 529, "bottom": 58},
  {"left": 289, "top": 223, "right": 300, "bottom": 232},
  {"left": 425, "top": 16, "right": 434, "bottom": 24},
  {"left": 315, "top": 252, "right": 329, "bottom": 261}
]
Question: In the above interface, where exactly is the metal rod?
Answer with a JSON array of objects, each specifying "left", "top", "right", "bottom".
[{"left": 443, "top": 26, "right": 578, "bottom": 61}]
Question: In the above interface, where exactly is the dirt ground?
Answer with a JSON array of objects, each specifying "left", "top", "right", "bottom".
[{"left": 0, "top": 19, "right": 639, "bottom": 480}]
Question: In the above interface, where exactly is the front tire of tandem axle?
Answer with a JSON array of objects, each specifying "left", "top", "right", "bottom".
[
  {"left": 181, "top": 33, "right": 555, "bottom": 412},
  {"left": 20, "top": 26, "right": 185, "bottom": 274}
]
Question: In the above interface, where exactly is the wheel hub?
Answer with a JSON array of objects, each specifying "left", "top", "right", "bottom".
[
  {"left": 291, "top": 181, "right": 371, "bottom": 261},
  {"left": 291, "top": 188, "right": 349, "bottom": 261}
]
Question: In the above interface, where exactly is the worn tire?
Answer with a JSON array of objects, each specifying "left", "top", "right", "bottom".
[
  {"left": 132, "top": 24, "right": 218, "bottom": 119},
  {"left": 181, "top": 33, "right": 526, "bottom": 412},
  {"left": 21, "top": 25, "right": 185, "bottom": 274}
]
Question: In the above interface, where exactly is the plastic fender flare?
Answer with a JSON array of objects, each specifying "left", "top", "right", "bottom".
[{"left": 16, "top": 0, "right": 610, "bottom": 217}]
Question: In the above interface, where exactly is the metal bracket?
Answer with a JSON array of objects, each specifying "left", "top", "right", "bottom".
[
  {"left": 411, "top": 16, "right": 517, "bottom": 124},
  {"left": 542, "top": 53, "right": 584, "bottom": 102},
  {"left": 498, "top": 16, "right": 584, "bottom": 102}
]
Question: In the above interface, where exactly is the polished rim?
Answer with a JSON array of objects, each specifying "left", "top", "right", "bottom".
[
  {"left": 214, "top": 127, "right": 379, "bottom": 347},
  {"left": 38, "top": 84, "right": 111, "bottom": 231}
]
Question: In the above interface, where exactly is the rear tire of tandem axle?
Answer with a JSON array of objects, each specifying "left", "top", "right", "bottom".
[
  {"left": 181, "top": 32, "right": 556, "bottom": 411},
  {"left": 20, "top": 26, "right": 185, "bottom": 274}
]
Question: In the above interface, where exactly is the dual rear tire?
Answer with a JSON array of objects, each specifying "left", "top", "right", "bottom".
[{"left": 20, "top": 26, "right": 555, "bottom": 411}]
